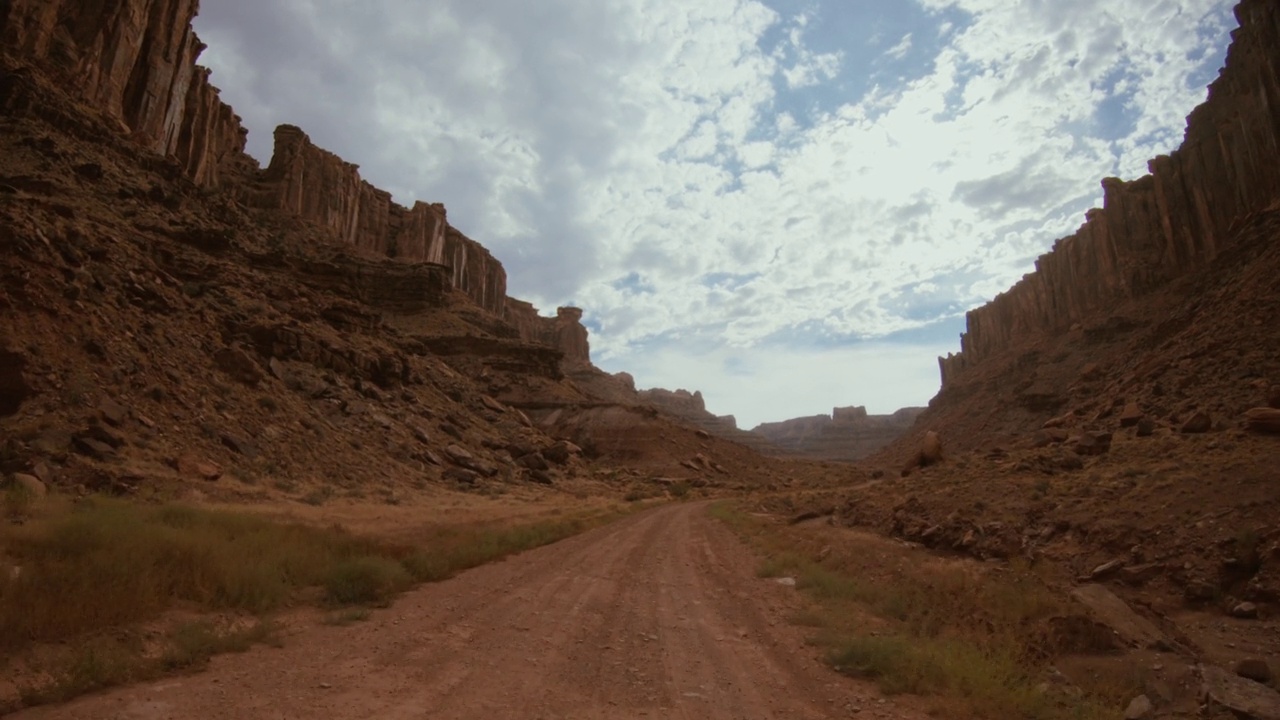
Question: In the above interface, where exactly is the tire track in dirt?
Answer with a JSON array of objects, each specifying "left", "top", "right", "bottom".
[{"left": 13, "top": 503, "right": 926, "bottom": 720}]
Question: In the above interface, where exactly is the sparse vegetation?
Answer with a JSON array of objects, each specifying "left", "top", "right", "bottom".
[
  {"left": 301, "top": 486, "right": 334, "bottom": 505},
  {"left": 324, "top": 556, "right": 411, "bottom": 605},
  {"left": 710, "top": 502, "right": 1118, "bottom": 720},
  {"left": 3, "top": 482, "right": 37, "bottom": 519},
  {"left": 0, "top": 497, "right": 622, "bottom": 709},
  {"left": 14, "top": 619, "right": 280, "bottom": 708}
]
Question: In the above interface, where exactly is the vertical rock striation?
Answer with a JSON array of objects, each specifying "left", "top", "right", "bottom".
[
  {"left": 940, "top": 0, "right": 1280, "bottom": 388},
  {"left": 0, "top": 0, "right": 249, "bottom": 187},
  {"left": 0, "top": 1, "right": 509, "bottom": 317},
  {"left": 254, "top": 125, "right": 507, "bottom": 316}
]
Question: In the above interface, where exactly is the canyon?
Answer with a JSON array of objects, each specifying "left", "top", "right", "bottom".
[{"left": 1, "top": 0, "right": 1279, "bottom": 718}]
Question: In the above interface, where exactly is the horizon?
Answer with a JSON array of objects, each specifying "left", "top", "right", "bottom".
[{"left": 193, "top": 0, "right": 1238, "bottom": 429}]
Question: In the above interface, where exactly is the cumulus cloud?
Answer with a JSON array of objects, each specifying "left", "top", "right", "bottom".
[{"left": 193, "top": 0, "right": 1237, "bottom": 424}]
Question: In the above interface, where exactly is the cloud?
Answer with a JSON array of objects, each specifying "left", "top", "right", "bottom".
[{"left": 193, "top": 0, "right": 1237, "bottom": 423}]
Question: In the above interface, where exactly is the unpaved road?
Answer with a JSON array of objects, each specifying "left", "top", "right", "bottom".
[{"left": 17, "top": 502, "right": 924, "bottom": 719}]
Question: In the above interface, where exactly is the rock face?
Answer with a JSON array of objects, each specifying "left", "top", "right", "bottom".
[
  {"left": 939, "top": 0, "right": 1280, "bottom": 388},
  {"left": 0, "top": 1, "right": 509, "bottom": 318},
  {"left": 752, "top": 406, "right": 925, "bottom": 462},
  {"left": 254, "top": 125, "right": 507, "bottom": 315},
  {"left": 504, "top": 300, "right": 592, "bottom": 368},
  {"left": 290, "top": 255, "right": 452, "bottom": 314},
  {"left": 0, "top": 0, "right": 249, "bottom": 187},
  {"left": 635, "top": 388, "right": 778, "bottom": 453}
]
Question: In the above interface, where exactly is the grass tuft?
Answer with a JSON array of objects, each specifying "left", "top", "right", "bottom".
[{"left": 324, "top": 556, "right": 411, "bottom": 605}]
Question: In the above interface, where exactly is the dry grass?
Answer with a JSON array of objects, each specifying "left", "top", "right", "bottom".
[
  {"left": 709, "top": 502, "right": 1118, "bottom": 720},
  {"left": 0, "top": 496, "right": 626, "bottom": 710},
  {"left": 13, "top": 619, "right": 280, "bottom": 709}
]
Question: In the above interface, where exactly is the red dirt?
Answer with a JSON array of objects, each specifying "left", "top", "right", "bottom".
[{"left": 10, "top": 503, "right": 925, "bottom": 720}]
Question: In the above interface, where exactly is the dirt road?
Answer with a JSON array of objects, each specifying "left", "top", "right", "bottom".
[{"left": 17, "top": 502, "right": 923, "bottom": 720}]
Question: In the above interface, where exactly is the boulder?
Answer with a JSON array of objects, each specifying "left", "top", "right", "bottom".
[
  {"left": 214, "top": 345, "right": 264, "bottom": 386},
  {"left": 1118, "top": 403, "right": 1144, "bottom": 428},
  {"left": 1232, "top": 601, "right": 1260, "bottom": 619},
  {"left": 1245, "top": 408, "right": 1280, "bottom": 435},
  {"left": 1201, "top": 665, "right": 1280, "bottom": 720},
  {"left": 1074, "top": 431, "right": 1112, "bottom": 456},
  {"left": 544, "top": 441, "right": 581, "bottom": 465},
  {"left": 920, "top": 431, "right": 943, "bottom": 466},
  {"left": 8, "top": 473, "right": 46, "bottom": 497},
  {"left": 443, "top": 468, "right": 479, "bottom": 484},
  {"left": 219, "top": 433, "right": 258, "bottom": 458},
  {"left": 99, "top": 398, "right": 130, "bottom": 427},
  {"left": 0, "top": 348, "right": 33, "bottom": 417},
  {"left": 1032, "top": 428, "right": 1070, "bottom": 448},
  {"left": 1236, "top": 658, "right": 1273, "bottom": 684},
  {"left": 172, "top": 454, "right": 222, "bottom": 481},
  {"left": 1123, "top": 694, "right": 1153, "bottom": 720},
  {"left": 1136, "top": 417, "right": 1156, "bottom": 437},
  {"left": 1070, "top": 584, "right": 1168, "bottom": 649},
  {"left": 1043, "top": 411, "right": 1076, "bottom": 429},
  {"left": 516, "top": 453, "right": 549, "bottom": 472},
  {"left": 1180, "top": 411, "right": 1212, "bottom": 434},
  {"left": 444, "top": 445, "right": 474, "bottom": 464}
]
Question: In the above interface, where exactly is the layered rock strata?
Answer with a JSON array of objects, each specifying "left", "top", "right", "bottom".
[
  {"left": 637, "top": 388, "right": 779, "bottom": 453},
  {"left": 0, "top": 1, "right": 509, "bottom": 318},
  {"left": 255, "top": 125, "right": 507, "bottom": 316},
  {"left": 504, "top": 300, "right": 592, "bottom": 368},
  {"left": 0, "top": 0, "right": 249, "bottom": 187},
  {"left": 752, "top": 406, "right": 924, "bottom": 462},
  {"left": 290, "top": 255, "right": 452, "bottom": 314},
  {"left": 939, "top": 0, "right": 1280, "bottom": 388}
]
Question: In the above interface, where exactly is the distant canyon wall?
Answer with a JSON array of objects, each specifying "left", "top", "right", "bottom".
[
  {"left": 752, "top": 406, "right": 924, "bottom": 462},
  {"left": 0, "top": 0, "right": 508, "bottom": 317},
  {"left": 940, "top": 0, "right": 1280, "bottom": 388}
]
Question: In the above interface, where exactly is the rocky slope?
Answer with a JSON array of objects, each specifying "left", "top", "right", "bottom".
[
  {"left": 800, "top": 2, "right": 1280, "bottom": 708},
  {"left": 0, "top": 0, "right": 785, "bottom": 503}
]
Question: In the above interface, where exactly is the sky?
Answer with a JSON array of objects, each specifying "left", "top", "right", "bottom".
[{"left": 193, "top": 0, "right": 1238, "bottom": 429}]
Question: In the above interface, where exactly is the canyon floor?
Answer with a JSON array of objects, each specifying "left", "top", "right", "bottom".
[{"left": 8, "top": 502, "right": 927, "bottom": 720}]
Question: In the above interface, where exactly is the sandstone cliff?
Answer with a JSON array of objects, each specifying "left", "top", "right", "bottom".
[
  {"left": 254, "top": 125, "right": 507, "bottom": 316},
  {"left": 752, "top": 406, "right": 924, "bottom": 462},
  {"left": 504, "top": 299, "right": 592, "bottom": 369},
  {"left": 939, "top": 0, "right": 1280, "bottom": 388},
  {"left": 636, "top": 388, "right": 781, "bottom": 454},
  {"left": 0, "top": 0, "right": 510, "bottom": 318},
  {"left": 0, "top": 0, "right": 250, "bottom": 188}
]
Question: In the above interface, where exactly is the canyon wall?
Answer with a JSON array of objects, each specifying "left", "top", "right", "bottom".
[
  {"left": 752, "top": 407, "right": 924, "bottom": 462},
  {"left": 256, "top": 125, "right": 507, "bottom": 316},
  {"left": 0, "top": 0, "right": 249, "bottom": 187},
  {"left": 504, "top": 299, "right": 591, "bottom": 368},
  {"left": 0, "top": 1, "right": 510, "bottom": 317},
  {"left": 636, "top": 388, "right": 781, "bottom": 453},
  {"left": 939, "top": 0, "right": 1280, "bottom": 388}
]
